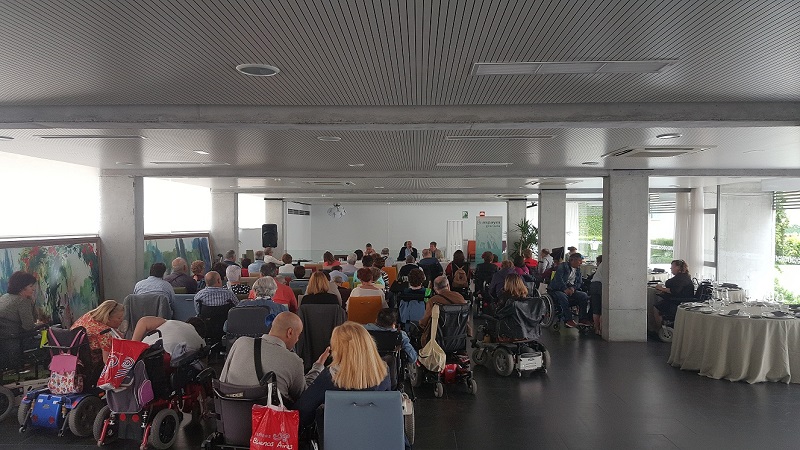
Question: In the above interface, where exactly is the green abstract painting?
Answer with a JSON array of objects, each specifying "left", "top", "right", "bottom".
[{"left": 144, "top": 235, "right": 212, "bottom": 277}]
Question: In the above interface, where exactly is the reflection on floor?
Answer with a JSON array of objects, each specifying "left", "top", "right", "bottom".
[{"left": 3, "top": 328, "right": 799, "bottom": 449}]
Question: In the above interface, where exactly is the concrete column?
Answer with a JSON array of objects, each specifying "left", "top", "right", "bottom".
[
  {"left": 717, "top": 182, "right": 774, "bottom": 298},
  {"left": 211, "top": 191, "right": 239, "bottom": 258},
  {"left": 264, "top": 199, "right": 285, "bottom": 256},
  {"left": 99, "top": 175, "right": 144, "bottom": 302},
  {"left": 538, "top": 190, "right": 566, "bottom": 253},
  {"left": 507, "top": 200, "right": 527, "bottom": 256},
  {"left": 687, "top": 188, "right": 705, "bottom": 279},
  {"left": 602, "top": 172, "right": 649, "bottom": 341}
]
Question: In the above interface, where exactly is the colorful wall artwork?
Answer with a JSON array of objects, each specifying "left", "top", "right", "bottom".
[
  {"left": 143, "top": 235, "right": 212, "bottom": 277},
  {"left": 0, "top": 240, "right": 101, "bottom": 326}
]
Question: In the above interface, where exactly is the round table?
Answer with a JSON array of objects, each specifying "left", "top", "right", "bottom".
[{"left": 668, "top": 304, "right": 800, "bottom": 383}]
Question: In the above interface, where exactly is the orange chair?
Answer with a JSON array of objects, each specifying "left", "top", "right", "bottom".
[
  {"left": 467, "top": 240, "right": 476, "bottom": 261},
  {"left": 347, "top": 296, "right": 383, "bottom": 325},
  {"left": 341, "top": 282, "right": 350, "bottom": 289},
  {"left": 383, "top": 266, "right": 397, "bottom": 286}
]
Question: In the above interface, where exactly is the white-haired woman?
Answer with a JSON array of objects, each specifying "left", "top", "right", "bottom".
[
  {"left": 226, "top": 264, "right": 251, "bottom": 296},
  {"left": 224, "top": 276, "right": 287, "bottom": 332}
]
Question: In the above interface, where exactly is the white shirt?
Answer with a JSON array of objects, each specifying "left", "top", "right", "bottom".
[
  {"left": 142, "top": 320, "right": 205, "bottom": 357},
  {"left": 264, "top": 255, "right": 284, "bottom": 265},
  {"left": 278, "top": 264, "right": 294, "bottom": 274},
  {"left": 567, "top": 268, "right": 577, "bottom": 286},
  {"left": 592, "top": 262, "right": 604, "bottom": 284}
]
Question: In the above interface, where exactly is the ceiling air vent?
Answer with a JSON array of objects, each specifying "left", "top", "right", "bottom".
[
  {"left": 302, "top": 180, "right": 356, "bottom": 187},
  {"left": 601, "top": 146, "right": 713, "bottom": 158},
  {"left": 473, "top": 60, "right": 676, "bottom": 76}
]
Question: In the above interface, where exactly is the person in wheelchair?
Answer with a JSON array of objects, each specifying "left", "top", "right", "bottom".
[
  {"left": 364, "top": 308, "right": 417, "bottom": 363},
  {"left": 487, "top": 260, "right": 516, "bottom": 300},
  {"left": 652, "top": 259, "right": 695, "bottom": 329},
  {"left": 474, "top": 251, "right": 499, "bottom": 294},
  {"left": 131, "top": 316, "right": 206, "bottom": 358},
  {"left": 0, "top": 271, "right": 41, "bottom": 366},
  {"left": 549, "top": 253, "right": 591, "bottom": 328},
  {"left": 419, "top": 276, "right": 470, "bottom": 346}
]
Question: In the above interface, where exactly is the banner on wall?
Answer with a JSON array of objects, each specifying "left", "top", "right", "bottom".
[{"left": 475, "top": 216, "right": 503, "bottom": 261}]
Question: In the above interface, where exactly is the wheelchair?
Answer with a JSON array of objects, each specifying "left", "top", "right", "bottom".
[
  {"left": 541, "top": 289, "right": 594, "bottom": 335},
  {"left": 0, "top": 325, "right": 49, "bottom": 423},
  {"left": 367, "top": 329, "right": 416, "bottom": 445}
]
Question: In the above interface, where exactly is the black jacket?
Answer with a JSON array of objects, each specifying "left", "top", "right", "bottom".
[{"left": 397, "top": 246, "right": 419, "bottom": 261}]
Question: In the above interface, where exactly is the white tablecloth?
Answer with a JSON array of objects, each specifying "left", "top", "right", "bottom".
[{"left": 668, "top": 305, "right": 800, "bottom": 383}]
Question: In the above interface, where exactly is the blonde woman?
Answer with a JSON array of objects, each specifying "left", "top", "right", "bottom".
[
  {"left": 71, "top": 300, "right": 124, "bottom": 363},
  {"left": 301, "top": 272, "right": 340, "bottom": 305},
  {"left": 293, "top": 321, "right": 390, "bottom": 427}
]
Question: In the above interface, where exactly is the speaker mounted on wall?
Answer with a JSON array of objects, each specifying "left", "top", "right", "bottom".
[{"left": 262, "top": 224, "right": 278, "bottom": 248}]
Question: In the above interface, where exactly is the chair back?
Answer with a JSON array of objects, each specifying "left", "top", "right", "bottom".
[
  {"left": 212, "top": 378, "right": 272, "bottom": 446},
  {"left": 296, "top": 304, "right": 347, "bottom": 371},
  {"left": 173, "top": 286, "right": 187, "bottom": 294},
  {"left": 397, "top": 291, "right": 427, "bottom": 324},
  {"left": 347, "top": 296, "right": 383, "bottom": 324},
  {"left": 122, "top": 293, "right": 173, "bottom": 339},
  {"left": 289, "top": 279, "right": 309, "bottom": 290},
  {"left": 225, "top": 306, "right": 271, "bottom": 338},
  {"left": 367, "top": 329, "right": 402, "bottom": 389},
  {"left": 198, "top": 303, "right": 235, "bottom": 347},
  {"left": 172, "top": 294, "right": 196, "bottom": 321},
  {"left": 435, "top": 303, "right": 471, "bottom": 353},
  {"left": 383, "top": 266, "right": 398, "bottom": 286},
  {"left": 324, "top": 391, "right": 404, "bottom": 450}
]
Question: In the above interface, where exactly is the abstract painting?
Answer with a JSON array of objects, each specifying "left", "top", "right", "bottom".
[{"left": 143, "top": 235, "right": 212, "bottom": 277}]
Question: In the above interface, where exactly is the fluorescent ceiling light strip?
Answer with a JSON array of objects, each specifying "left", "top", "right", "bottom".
[
  {"left": 436, "top": 162, "right": 512, "bottom": 167},
  {"left": 36, "top": 135, "right": 146, "bottom": 139},
  {"left": 445, "top": 135, "right": 554, "bottom": 140},
  {"left": 149, "top": 161, "right": 230, "bottom": 166},
  {"left": 474, "top": 60, "right": 677, "bottom": 75}
]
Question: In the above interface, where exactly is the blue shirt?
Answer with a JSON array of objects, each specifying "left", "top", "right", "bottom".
[
  {"left": 248, "top": 260, "right": 265, "bottom": 274},
  {"left": 134, "top": 276, "right": 175, "bottom": 303},
  {"left": 194, "top": 286, "right": 239, "bottom": 314},
  {"left": 364, "top": 323, "right": 417, "bottom": 362}
]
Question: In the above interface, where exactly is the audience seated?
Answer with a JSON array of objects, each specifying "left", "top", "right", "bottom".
[
  {"left": 497, "top": 273, "right": 529, "bottom": 310},
  {"left": 322, "top": 251, "right": 337, "bottom": 268},
  {"left": 353, "top": 249, "right": 364, "bottom": 268},
  {"left": 355, "top": 255, "right": 385, "bottom": 287},
  {"left": 223, "top": 249, "right": 240, "bottom": 267},
  {"left": 239, "top": 276, "right": 289, "bottom": 315},
  {"left": 445, "top": 250, "right": 471, "bottom": 287},
  {"left": 429, "top": 241, "right": 444, "bottom": 261},
  {"left": 278, "top": 253, "right": 295, "bottom": 274},
  {"left": 292, "top": 321, "right": 391, "bottom": 428},
  {"left": 349, "top": 268, "right": 387, "bottom": 310},
  {"left": 0, "top": 271, "right": 38, "bottom": 343},
  {"left": 522, "top": 248, "right": 539, "bottom": 273},
  {"left": 373, "top": 256, "right": 391, "bottom": 286},
  {"left": 263, "top": 247, "right": 284, "bottom": 265},
  {"left": 403, "top": 268, "right": 431, "bottom": 299},
  {"left": 212, "top": 262, "right": 229, "bottom": 282},
  {"left": 293, "top": 265, "right": 307, "bottom": 279},
  {"left": 488, "top": 260, "right": 515, "bottom": 300},
  {"left": 398, "top": 240, "right": 418, "bottom": 261},
  {"left": 418, "top": 248, "right": 444, "bottom": 285},
  {"left": 419, "top": 276, "right": 469, "bottom": 346},
  {"left": 134, "top": 262, "right": 176, "bottom": 303},
  {"left": 191, "top": 260, "right": 207, "bottom": 290},
  {"left": 226, "top": 265, "right": 252, "bottom": 296},
  {"left": 327, "top": 265, "right": 350, "bottom": 286},
  {"left": 332, "top": 275, "right": 351, "bottom": 309},
  {"left": 340, "top": 253, "right": 358, "bottom": 275},
  {"left": 364, "top": 308, "right": 417, "bottom": 363},
  {"left": 513, "top": 255, "right": 530, "bottom": 276},
  {"left": 248, "top": 250, "right": 267, "bottom": 274},
  {"left": 549, "top": 253, "right": 591, "bottom": 328},
  {"left": 251, "top": 263, "right": 298, "bottom": 312},
  {"left": 380, "top": 247, "right": 395, "bottom": 266},
  {"left": 397, "top": 255, "right": 419, "bottom": 279},
  {"left": 474, "top": 251, "right": 499, "bottom": 292},
  {"left": 364, "top": 243, "right": 378, "bottom": 257},
  {"left": 194, "top": 271, "right": 239, "bottom": 315},
  {"left": 240, "top": 258, "right": 251, "bottom": 277},
  {"left": 220, "top": 312, "right": 328, "bottom": 404},
  {"left": 132, "top": 315, "right": 206, "bottom": 357},
  {"left": 302, "top": 272, "right": 340, "bottom": 306},
  {"left": 652, "top": 259, "right": 695, "bottom": 330},
  {"left": 538, "top": 248, "right": 554, "bottom": 276},
  {"left": 165, "top": 257, "right": 198, "bottom": 294},
  {"left": 71, "top": 300, "right": 124, "bottom": 364}
]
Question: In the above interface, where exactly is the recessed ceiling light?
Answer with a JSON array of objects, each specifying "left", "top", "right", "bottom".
[
  {"left": 236, "top": 64, "right": 280, "bottom": 77},
  {"left": 115, "top": 162, "right": 134, "bottom": 166},
  {"left": 318, "top": 136, "right": 342, "bottom": 142},
  {"left": 582, "top": 161, "right": 599, "bottom": 165},
  {"left": 0, "top": 136, "right": 14, "bottom": 140},
  {"left": 36, "top": 135, "right": 146, "bottom": 140},
  {"left": 348, "top": 163, "right": 365, "bottom": 167},
  {"left": 375, "top": 186, "right": 385, "bottom": 189},
  {"left": 193, "top": 150, "right": 210, "bottom": 155},
  {"left": 445, "top": 135, "right": 554, "bottom": 141},
  {"left": 273, "top": 178, "right": 282, "bottom": 181},
  {"left": 669, "top": 184, "right": 680, "bottom": 187},
  {"left": 436, "top": 162, "right": 513, "bottom": 167},
  {"left": 656, "top": 133, "right": 683, "bottom": 139}
]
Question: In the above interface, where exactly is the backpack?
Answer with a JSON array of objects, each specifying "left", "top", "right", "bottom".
[
  {"left": 452, "top": 266, "right": 468, "bottom": 288},
  {"left": 47, "top": 330, "right": 88, "bottom": 394}
]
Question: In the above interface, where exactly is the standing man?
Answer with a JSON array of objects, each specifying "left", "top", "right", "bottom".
[
  {"left": 164, "top": 257, "right": 198, "bottom": 294},
  {"left": 398, "top": 241, "right": 418, "bottom": 261},
  {"left": 549, "top": 253, "right": 590, "bottom": 328}
]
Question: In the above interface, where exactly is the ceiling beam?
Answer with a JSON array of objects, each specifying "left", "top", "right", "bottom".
[{"left": 1, "top": 102, "right": 799, "bottom": 129}]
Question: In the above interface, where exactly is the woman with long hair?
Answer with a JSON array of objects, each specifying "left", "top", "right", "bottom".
[
  {"left": 445, "top": 249, "right": 471, "bottom": 285},
  {"left": 302, "top": 272, "right": 340, "bottom": 305},
  {"left": 322, "top": 251, "right": 336, "bottom": 268},
  {"left": 293, "top": 321, "right": 390, "bottom": 427},
  {"left": 498, "top": 273, "right": 528, "bottom": 309},
  {"left": 71, "top": 300, "right": 124, "bottom": 363}
]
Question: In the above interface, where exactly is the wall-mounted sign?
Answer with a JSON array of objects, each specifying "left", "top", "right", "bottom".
[
  {"left": 462, "top": 211, "right": 469, "bottom": 219},
  {"left": 479, "top": 211, "right": 486, "bottom": 217}
]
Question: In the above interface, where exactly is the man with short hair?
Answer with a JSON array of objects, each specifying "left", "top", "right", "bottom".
[
  {"left": 419, "top": 276, "right": 469, "bottom": 345},
  {"left": 193, "top": 271, "right": 239, "bottom": 314},
  {"left": 327, "top": 265, "right": 350, "bottom": 286},
  {"left": 398, "top": 255, "right": 419, "bottom": 279},
  {"left": 134, "top": 263, "right": 176, "bottom": 303},
  {"left": 549, "top": 253, "right": 590, "bottom": 328},
  {"left": 429, "top": 241, "right": 444, "bottom": 261},
  {"left": 381, "top": 247, "right": 395, "bottom": 267},
  {"left": 340, "top": 253, "right": 358, "bottom": 275},
  {"left": 417, "top": 248, "right": 444, "bottom": 284},
  {"left": 278, "top": 253, "right": 295, "bottom": 274},
  {"left": 364, "top": 243, "right": 378, "bottom": 256},
  {"left": 249, "top": 263, "right": 298, "bottom": 312},
  {"left": 365, "top": 308, "right": 417, "bottom": 362},
  {"left": 223, "top": 250, "right": 239, "bottom": 267},
  {"left": 248, "top": 250, "right": 267, "bottom": 274},
  {"left": 398, "top": 241, "right": 418, "bottom": 261},
  {"left": 164, "top": 257, "right": 198, "bottom": 294},
  {"left": 220, "top": 312, "right": 329, "bottom": 403}
]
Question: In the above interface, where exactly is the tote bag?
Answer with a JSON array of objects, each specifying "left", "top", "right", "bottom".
[
  {"left": 250, "top": 381, "right": 299, "bottom": 450},
  {"left": 418, "top": 303, "right": 446, "bottom": 373}
]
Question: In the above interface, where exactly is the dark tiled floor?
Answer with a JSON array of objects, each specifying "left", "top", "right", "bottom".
[{"left": 3, "top": 328, "right": 800, "bottom": 449}]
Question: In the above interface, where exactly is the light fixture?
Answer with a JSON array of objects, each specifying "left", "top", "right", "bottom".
[
  {"left": 193, "top": 150, "right": 210, "bottom": 155},
  {"left": 317, "top": 136, "right": 342, "bottom": 142},
  {"left": 236, "top": 64, "right": 279, "bottom": 76},
  {"left": 581, "top": 161, "right": 599, "bottom": 165},
  {"left": 273, "top": 178, "right": 282, "bottom": 181},
  {"left": 445, "top": 135, "right": 554, "bottom": 141},
  {"left": 0, "top": 136, "right": 14, "bottom": 140},
  {"left": 436, "top": 162, "right": 513, "bottom": 167},
  {"left": 149, "top": 161, "right": 230, "bottom": 166},
  {"left": 115, "top": 162, "right": 134, "bottom": 166},
  {"left": 374, "top": 186, "right": 385, "bottom": 189},
  {"left": 743, "top": 149, "right": 765, "bottom": 154},
  {"left": 327, "top": 203, "right": 346, "bottom": 218},
  {"left": 36, "top": 135, "right": 146, "bottom": 140},
  {"left": 656, "top": 133, "right": 682, "bottom": 139},
  {"left": 473, "top": 60, "right": 677, "bottom": 75},
  {"left": 348, "top": 163, "right": 365, "bottom": 167}
]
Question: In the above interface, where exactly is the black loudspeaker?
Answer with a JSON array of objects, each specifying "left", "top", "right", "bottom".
[{"left": 262, "top": 224, "right": 278, "bottom": 248}]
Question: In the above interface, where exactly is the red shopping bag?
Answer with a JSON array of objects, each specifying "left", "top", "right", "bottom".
[
  {"left": 250, "top": 385, "right": 299, "bottom": 450},
  {"left": 98, "top": 338, "right": 150, "bottom": 390}
]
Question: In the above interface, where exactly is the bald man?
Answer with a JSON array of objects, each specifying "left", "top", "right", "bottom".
[
  {"left": 164, "top": 257, "right": 198, "bottom": 294},
  {"left": 219, "top": 312, "right": 329, "bottom": 402},
  {"left": 193, "top": 271, "right": 239, "bottom": 314}
]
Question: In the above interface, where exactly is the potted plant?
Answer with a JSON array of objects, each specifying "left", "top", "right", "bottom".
[{"left": 510, "top": 219, "right": 539, "bottom": 260}]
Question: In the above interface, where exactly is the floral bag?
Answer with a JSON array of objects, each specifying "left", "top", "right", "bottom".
[{"left": 47, "top": 331, "right": 86, "bottom": 395}]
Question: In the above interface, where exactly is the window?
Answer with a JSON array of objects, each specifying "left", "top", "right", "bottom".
[{"left": 144, "top": 178, "right": 210, "bottom": 233}]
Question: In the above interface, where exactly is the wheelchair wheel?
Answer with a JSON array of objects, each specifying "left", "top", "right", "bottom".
[
  {"left": 540, "top": 294, "right": 556, "bottom": 327},
  {"left": 492, "top": 347, "right": 514, "bottom": 377},
  {"left": 149, "top": 408, "right": 180, "bottom": 450},
  {"left": 434, "top": 382, "right": 444, "bottom": 398},
  {"left": 0, "top": 385, "right": 14, "bottom": 422},
  {"left": 17, "top": 397, "right": 31, "bottom": 429},
  {"left": 472, "top": 347, "right": 488, "bottom": 366},
  {"left": 467, "top": 379, "right": 478, "bottom": 395},
  {"left": 93, "top": 405, "right": 117, "bottom": 445},
  {"left": 542, "top": 350, "right": 551, "bottom": 373},
  {"left": 69, "top": 395, "right": 103, "bottom": 437},
  {"left": 408, "top": 362, "right": 423, "bottom": 388},
  {"left": 658, "top": 326, "right": 674, "bottom": 343}
]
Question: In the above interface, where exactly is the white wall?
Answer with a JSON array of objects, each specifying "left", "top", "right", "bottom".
[
  {"left": 299, "top": 202, "right": 507, "bottom": 259},
  {"left": 285, "top": 202, "right": 312, "bottom": 258}
]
